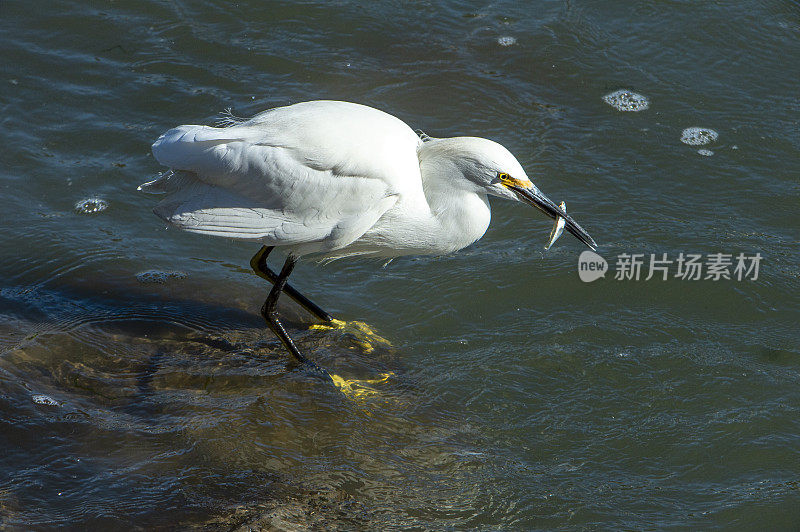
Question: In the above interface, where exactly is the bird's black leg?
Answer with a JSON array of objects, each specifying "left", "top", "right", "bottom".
[
  {"left": 250, "top": 246, "right": 334, "bottom": 323},
  {"left": 261, "top": 254, "right": 331, "bottom": 378}
]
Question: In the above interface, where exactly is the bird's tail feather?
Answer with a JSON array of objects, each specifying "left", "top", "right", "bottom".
[{"left": 138, "top": 170, "right": 198, "bottom": 194}]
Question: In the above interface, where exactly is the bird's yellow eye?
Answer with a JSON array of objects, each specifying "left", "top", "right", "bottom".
[{"left": 497, "top": 172, "right": 533, "bottom": 189}]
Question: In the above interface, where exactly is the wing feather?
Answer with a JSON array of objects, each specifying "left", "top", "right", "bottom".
[{"left": 144, "top": 101, "right": 421, "bottom": 253}]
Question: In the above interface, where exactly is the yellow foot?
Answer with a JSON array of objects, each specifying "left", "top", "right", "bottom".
[
  {"left": 309, "top": 318, "right": 391, "bottom": 354},
  {"left": 329, "top": 372, "right": 394, "bottom": 400}
]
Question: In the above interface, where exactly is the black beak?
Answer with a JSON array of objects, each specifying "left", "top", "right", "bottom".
[{"left": 508, "top": 185, "right": 597, "bottom": 250}]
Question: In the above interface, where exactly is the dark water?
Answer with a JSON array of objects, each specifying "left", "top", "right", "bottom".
[{"left": 2, "top": 0, "right": 800, "bottom": 529}]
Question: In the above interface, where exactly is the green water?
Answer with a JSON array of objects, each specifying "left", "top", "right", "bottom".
[{"left": 1, "top": 0, "right": 799, "bottom": 529}]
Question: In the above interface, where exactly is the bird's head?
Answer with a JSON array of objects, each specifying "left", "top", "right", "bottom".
[{"left": 425, "top": 136, "right": 597, "bottom": 250}]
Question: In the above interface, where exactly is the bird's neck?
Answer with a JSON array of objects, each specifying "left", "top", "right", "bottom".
[
  {"left": 417, "top": 143, "right": 492, "bottom": 253},
  {"left": 428, "top": 188, "right": 492, "bottom": 253}
]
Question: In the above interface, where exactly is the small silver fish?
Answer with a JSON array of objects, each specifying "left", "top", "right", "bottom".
[{"left": 544, "top": 201, "right": 567, "bottom": 251}]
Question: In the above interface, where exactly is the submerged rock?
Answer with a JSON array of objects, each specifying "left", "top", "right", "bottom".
[{"left": 135, "top": 270, "right": 188, "bottom": 284}]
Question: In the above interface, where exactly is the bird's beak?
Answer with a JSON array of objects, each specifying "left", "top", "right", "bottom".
[{"left": 507, "top": 184, "right": 597, "bottom": 250}]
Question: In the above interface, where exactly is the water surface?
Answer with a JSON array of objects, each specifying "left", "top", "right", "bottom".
[{"left": 1, "top": 0, "right": 799, "bottom": 529}]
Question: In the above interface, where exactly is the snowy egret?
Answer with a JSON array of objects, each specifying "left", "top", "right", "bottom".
[{"left": 140, "top": 100, "right": 596, "bottom": 374}]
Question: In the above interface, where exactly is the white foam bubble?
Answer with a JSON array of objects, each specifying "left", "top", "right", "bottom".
[
  {"left": 32, "top": 394, "right": 60, "bottom": 406},
  {"left": 497, "top": 36, "right": 516, "bottom": 47},
  {"left": 75, "top": 197, "right": 108, "bottom": 214},
  {"left": 697, "top": 149, "right": 714, "bottom": 156},
  {"left": 602, "top": 89, "right": 649, "bottom": 112},
  {"left": 136, "top": 270, "right": 188, "bottom": 284},
  {"left": 680, "top": 127, "right": 718, "bottom": 146}
]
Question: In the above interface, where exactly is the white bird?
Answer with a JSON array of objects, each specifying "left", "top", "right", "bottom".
[{"left": 140, "top": 100, "right": 596, "bottom": 374}]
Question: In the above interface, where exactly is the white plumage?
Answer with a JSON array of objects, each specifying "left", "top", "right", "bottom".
[
  {"left": 141, "top": 100, "right": 596, "bottom": 260},
  {"left": 140, "top": 100, "right": 596, "bottom": 373}
]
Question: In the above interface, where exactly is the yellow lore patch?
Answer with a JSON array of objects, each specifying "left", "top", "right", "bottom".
[{"left": 498, "top": 173, "right": 533, "bottom": 189}]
